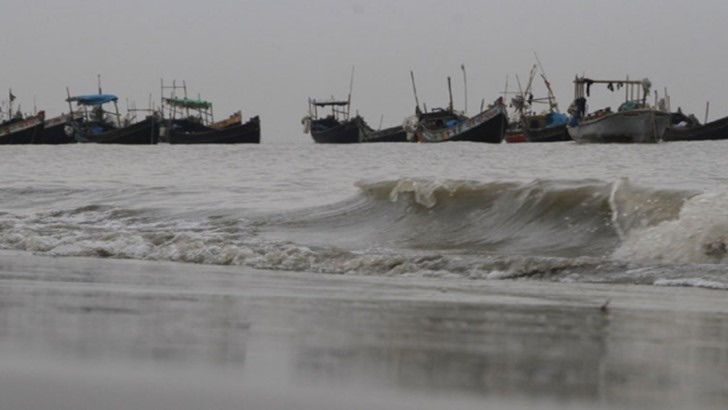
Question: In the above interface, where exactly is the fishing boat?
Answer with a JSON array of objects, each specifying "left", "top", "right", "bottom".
[
  {"left": 65, "top": 93, "right": 159, "bottom": 144},
  {"left": 406, "top": 72, "right": 507, "bottom": 143},
  {"left": 302, "top": 98, "right": 362, "bottom": 143},
  {"left": 567, "top": 76, "right": 670, "bottom": 143},
  {"left": 39, "top": 112, "right": 83, "bottom": 144},
  {"left": 159, "top": 81, "right": 260, "bottom": 144},
  {"left": 0, "top": 111, "right": 45, "bottom": 144},
  {"left": 663, "top": 109, "right": 728, "bottom": 141},
  {"left": 357, "top": 118, "right": 408, "bottom": 143},
  {"left": 409, "top": 99, "right": 507, "bottom": 143},
  {"left": 161, "top": 101, "right": 260, "bottom": 144},
  {"left": 0, "top": 90, "right": 46, "bottom": 144},
  {"left": 509, "top": 62, "right": 570, "bottom": 143},
  {"left": 522, "top": 112, "right": 570, "bottom": 143}
]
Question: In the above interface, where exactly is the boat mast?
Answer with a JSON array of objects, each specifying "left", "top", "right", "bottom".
[
  {"left": 461, "top": 64, "right": 468, "bottom": 115},
  {"left": 447, "top": 76, "right": 453, "bottom": 113},
  {"left": 347, "top": 65, "right": 355, "bottom": 120},
  {"left": 410, "top": 71, "right": 421, "bottom": 113}
]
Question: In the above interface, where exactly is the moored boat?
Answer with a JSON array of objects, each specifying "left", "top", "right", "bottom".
[
  {"left": 663, "top": 110, "right": 728, "bottom": 142},
  {"left": 410, "top": 99, "right": 508, "bottom": 143},
  {"left": 567, "top": 77, "right": 670, "bottom": 143},
  {"left": 302, "top": 98, "right": 362, "bottom": 144},
  {"left": 65, "top": 93, "right": 159, "bottom": 144},
  {"left": 0, "top": 111, "right": 45, "bottom": 144},
  {"left": 357, "top": 119, "right": 408, "bottom": 143},
  {"left": 39, "top": 112, "right": 83, "bottom": 144},
  {"left": 160, "top": 97, "right": 260, "bottom": 144}
]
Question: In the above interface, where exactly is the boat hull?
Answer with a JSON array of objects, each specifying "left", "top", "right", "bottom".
[
  {"left": 663, "top": 115, "right": 728, "bottom": 141},
  {"left": 568, "top": 110, "right": 670, "bottom": 143},
  {"left": 166, "top": 116, "right": 260, "bottom": 144},
  {"left": 310, "top": 117, "right": 361, "bottom": 143},
  {"left": 416, "top": 104, "right": 507, "bottom": 143},
  {"left": 359, "top": 123, "right": 408, "bottom": 143},
  {"left": 524, "top": 123, "right": 570, "bottom": 143},
  {"left": 74, "top": 116, "right": 160, "bottom": 144},
  {"left": 0, "top": 113, "right": 45, "bottom": 144}
]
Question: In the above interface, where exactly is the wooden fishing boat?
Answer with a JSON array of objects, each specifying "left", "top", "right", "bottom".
[
  {"left": 508, "top": 62, "right": 570, "bottom": 143},
  {"left": 357, "top": 119, "right": 408, "bottom": 143},
  {"left": 522, "top": 113, "right": 570, "bottom": 143},
  {"left": 411, "top": 99, "right": 508, "bottom": 143},
  {"left": 39, "top": 112, "right": 83, "bottom": 144},
  {"left": 159, "top": 81, "right": 261, "bottom": 144},
  {"left": 165, "top": 115, "right": 261, "bottom": 144},
  {"left": 567, "top": 77, "right": 670, "bottom": 143},
  {"left": 302, "top": 98, "right": 362, "bottom": 143},
  {"left": 0, "top": 111, "right": 45, "bottom": 144},
  {"left": 66, "top": 93, "right": 159, "bottom": 144},
  {"left": 663, "top": 111, "right": 728, "bottom": 141},
  {"left": 504, "top": 119, "right": 527, "bottom": 143}
]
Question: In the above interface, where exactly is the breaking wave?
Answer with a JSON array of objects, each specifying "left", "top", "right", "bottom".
[{"left": 0, "top": 177, "right": 726, "bottom": 288}]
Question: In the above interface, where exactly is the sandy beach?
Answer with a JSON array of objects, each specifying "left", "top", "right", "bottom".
[{"left": 0, "top": 250, "right": 726, "bottom": 410}]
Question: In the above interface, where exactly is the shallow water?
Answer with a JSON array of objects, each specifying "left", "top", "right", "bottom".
[
  {"left": 0, "top": 141, "right": 726, "bottom": 287},
  {"left": 1, "top": 252, "right": 727, "bottom": 410}
]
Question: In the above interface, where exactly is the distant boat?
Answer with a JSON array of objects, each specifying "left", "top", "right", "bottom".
[
  {"left": 509, "top": 63, "right": 570, "bottom": 143},
  {"left": 302, "top": 97, "right": 362, "bottom": 143},
  {"left": 65, "top": 93, "right": 159, "bottom": 144},
  {"left": 504, "top": 126, "right": 527, "bottom": 143},
  {"left": 522, "top": 112, "right": 570, "bottom": 143},
  {"left": 663, "top": 109, "right": 728, "bottom": 142},
  {"left": 39, "top": 112, "right": 83, "bottom": 144},
  {"left": 357, "top": 119, "right": 408, "bottom": 143},
  {"left": 0, "top": 111, "right": 45, "bottom": 144},
  {"left": 567, "top": 76, "right": 670, "bottom": 143},
  {"left": 160, "top": 96, "right": 260, "bottom": 144},
  {"left": 409, "top": 99, "right": 508, "bottom": 143}
]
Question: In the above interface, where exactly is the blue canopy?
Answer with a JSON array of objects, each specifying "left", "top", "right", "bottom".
[{"left": 66, "top": 94, "right": 119, "bottom": 106}]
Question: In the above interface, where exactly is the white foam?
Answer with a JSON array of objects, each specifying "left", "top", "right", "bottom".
[
  {"left": 654, "top": 278, "right": 728, "bottom": 290},
  {"left": 613, "top": 191, "right": 728, "bottom": 264}
]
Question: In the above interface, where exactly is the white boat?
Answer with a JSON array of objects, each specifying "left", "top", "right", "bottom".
[{"left": 567, "top": 76, "right": 670, "bottom": 143}]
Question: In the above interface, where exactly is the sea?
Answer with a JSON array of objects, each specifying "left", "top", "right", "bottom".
[{"left": 1, "top": 140, "right": 727, "bottom": 409}]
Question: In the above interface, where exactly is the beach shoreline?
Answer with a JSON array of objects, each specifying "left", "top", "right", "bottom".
[{"left": 1, "top": 251, "right": 727, "bottom": 409}]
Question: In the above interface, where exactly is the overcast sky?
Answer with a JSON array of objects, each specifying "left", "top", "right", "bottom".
[{"left": 2, "top": 0, "right": 726, "bottom": 143}]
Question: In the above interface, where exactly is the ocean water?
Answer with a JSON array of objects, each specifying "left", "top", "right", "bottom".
[
  {"left": 1, "top": 141, "right": 726, "bottom": 286},
  {"left": 1, "top": 140, "right": 728, "bottom": 409}
]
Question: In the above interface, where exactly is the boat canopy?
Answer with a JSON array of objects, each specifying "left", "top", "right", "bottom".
[
  {"left": 311, "top": 99, "right": 349, "bottom": 107},
  {"left": 164, "top": 97, "right": 212, "bottom": 110},
  {"left": 66, "top": 94, "right": 119, "bottom": 106}
]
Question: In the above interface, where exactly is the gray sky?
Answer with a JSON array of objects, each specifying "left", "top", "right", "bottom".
[{"left": 2, "top": 0, "right": 726, "bottom": 143}]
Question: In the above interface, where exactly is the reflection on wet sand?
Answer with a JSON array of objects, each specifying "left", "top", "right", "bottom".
[{"left": 0, "top": 253, "right": 727, "bottom": 409}]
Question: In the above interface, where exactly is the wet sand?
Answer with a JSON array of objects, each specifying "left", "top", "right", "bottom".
[{"left": 1, "top": 251, "right": 727, "bottom": 410}]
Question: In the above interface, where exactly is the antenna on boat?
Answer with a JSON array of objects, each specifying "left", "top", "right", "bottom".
[
  {"left": 534, "top": 52, "right": 558, "bottom": 112},
  {"left": 447, "top": 76, "right": 453, "bottom": 113},
  {"left": 97, "top": 74, "right": 102, "bottom": 94},
  {"left": 65, "top": 87, "right": 73, "bottom": 114},
  {"left": 348, "top": 65, "right": 355, "bottom": 120},
  {"left": 461, "top": 64, "right": 468, "bottom": 115},
  {"left": 410, "top": 71, "right": 421, "bottom": 112}
]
